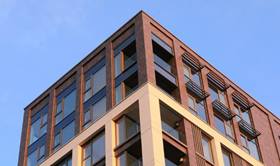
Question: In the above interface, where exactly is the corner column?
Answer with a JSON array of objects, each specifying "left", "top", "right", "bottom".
[
  {"left": 139, "top": 90, "right": 165, "bottom": 166},
  {"left": 135, "top": 12, "right": 155, "bottom": 85}
]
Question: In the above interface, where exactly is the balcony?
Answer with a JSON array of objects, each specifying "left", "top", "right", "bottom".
[
  {"left": 186, "top": 79, "right": 209, "bottom": 101},
  {"left": 212, "top": 100, "right": 234, "bottom": 121},
  {"left": 238, "top": 119, "right": 260, "bottom": 140}
]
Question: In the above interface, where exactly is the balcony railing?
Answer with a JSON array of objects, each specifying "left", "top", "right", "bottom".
[
  {"left": 154, "top": 62, "right": 177, "bottom": 85},
  {"left": 212, "top": 100, "right": 234, "bottom": 121},
  {"left": 186, "top": 79, "right": 209, "bottom": 101},
  {"left": 238, "top": 118, "right": 260, "bottom": 140}
]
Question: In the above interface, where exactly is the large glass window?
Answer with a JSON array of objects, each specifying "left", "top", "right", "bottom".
[
  {"left": 83, "top": 131, "right": 105, "bottom": 166},
  {"left": 201, "top": 135, "right": 213, "bottom": 162},
  {"left": 188, "top": 96, "right": 207, "bottom": 122},
  {"left": 29, "top": 106, "right": 48, "bottom": 145},
  {"left": 114, "top": 41, "right": 137, "bottom": 78},
  {"left": 116, "top": 115, "right": 140, "bottom": 145},
  {"left": 53, "top": 121, "right": 75, "bottom": 151},
  {"left": 222, "top": 149, "right": 232, "bottom": 166},
  {"left": 115, "top": 72, "right": 138, "bottom": 105},
  {"left": 55, "top": 89, "right": 76, "bottom": 125},
  {"left": 209, "top": 84, "right": 227, "bottom": 105},
  {"left": 27, "top": 144, "right": 45, "bottom": 166},
  {"left": 183, "top": 65, "right": 201, "bottom": 87},
  {"left": 160, "top": 104, "right": 186, "bottom": 143},
  {"left": 83, "top": 97, "right": 107, "bottom": 128},
  {"left": 241, "top": 135, "right": 260, "bottom": 160},
  {"left": 233, "top": 104, "right": 252, "bottom": 125},
  {"left": 84, "top": 66, "right": 106, "bottom": 102},
  {"left": 214, "top": 115, "right": 234, "bottom": 141}
]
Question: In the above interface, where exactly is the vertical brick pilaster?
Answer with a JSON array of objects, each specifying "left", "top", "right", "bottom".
[
  {"left": 48, "top": 90, "right": 56, "bottom": 155},
  {"left": 201, "top": 67, "right": 215, "bottom": 127},
  {"left": 18, "top": 110, "right": 29, "bottom": 166},
  {"left": 135, "top": 12, "right": 155, "bottom": 85},
  {"left": 106, "top": 41, "right": 114, "bottom": 110},
  {"left": 75, "top": 69, "right": 82, "bottom": 134},
  {"left": 183, "top": 119, "right": 198, "bottom": 166},
  {"left": 226, "top": 87, "right": 242, "bottom": 148},
  {"left": 173, "top": 40, "right": 188, "bottom": 107}
]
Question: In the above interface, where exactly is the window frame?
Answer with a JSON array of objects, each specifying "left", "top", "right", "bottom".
[
  {"left": 83, "top": 65, "right": 106, "bottom": 102},
  {"left": 82, "top": 131, "right": 105, "bottom": 166},
  {"left": 214, "top": 114, "right": 235, "bottom": 141},
  {"left": 183, "top": 64, "right": 202, "bottom": 86},
  {"left": 187, "top": 95, "right": 208, "bottom": 122},
  {"left": 240, "top": 134, "right": 261, "bottom": 160},
  {"left": 116, "top": 115, "right": 140, "bottom": 146},
  {"left": 114, "top": 40, "right": 137, "bottom": 78},
  {"left": 233, "top": 103, "right": 252, "bottom": 125},
  {"left": 83, "top": 96, "right": 107, "bottom": 128},
  {"left": 53, "top": 121, "right": 75, "bottom": 151},
  {"left": 55, "top": 88, "right": 76, "bottom": 125},
  {"left": 209, "top": 83, "right": 228, "bottom": 106},
  {"left": 29, "top": 106, "right": 48, "bottom": 145},
  {"left": 222, "top": 148, "right": 233, "bottom": 166},
  {"left": 201, "top": 134, "right": 214, "bottom": 163}
]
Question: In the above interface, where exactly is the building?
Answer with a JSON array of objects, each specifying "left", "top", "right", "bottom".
[{"left": 18, "top": 11, "right": 280, "bottom": 166}]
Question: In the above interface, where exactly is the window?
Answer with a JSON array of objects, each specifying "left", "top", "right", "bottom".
[
  {"left": 214, "top": 115, "right": 234, "bottom": 141},
  {"left": 83, "top": 97, "right": 107, "bottom": 128},
  {"left": 115, "top": 72, "right": 138, "bottom": 105},
  {"left": 163, "top": 140, "right": 186, "bottom": 166},
  {"left": 83, "top": 131, "right": 105, "bottom": 166},
  {"left": 201, "top": 135, "right": 213, "bottom": 162},
  {"left": 115, "top": 105, "right": 142, "bottom": 166},
  {"left": 117, "top": 152, "right": 142, "bottom": 166},
  {"left": 116, "top": 115, "right": 140, "bottom": 145},
  {"left": 27, "top": 144, "right": 45, "bottom": 166},
  {"left": 29, "top": 106, "right": 48, "bottom": 145},
  {"left": 188, "top": 96, "right": 207, "bottom": 122},
  {"left": 222, "top": 149, "right": 232, "bottom": 166},
  {"left": 160, "top": 104, "right": 186, "bottom": 143},
  {"left": 114, "top": 41, "right": 137, "bottom": 78},
  {"left": 183, "top": 65, "right": 201, "bottom": 87},
  {"left": 84, "top": 66, "right": 106, "bottom": 102},
  {"left": 241, "top": 135, "right": 260, "bottom": 160},
  {"left": 209, "top": 84, "right": 227, "bottom": 105},
  {"left": 54, "top": 155, "right": 72, "bottom": 166},
  {"left": 233, "top": 104, "right": 252, "bottom": 125},
  {"left": 53, "top": 121, "right": 75, "bottom": 151},
  {"left": 55, "top": 89, "right": 76, "bottom": 125}
]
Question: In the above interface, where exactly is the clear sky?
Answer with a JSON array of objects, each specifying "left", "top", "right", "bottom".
[{"left": 0, "top": 0, "right": 279, "bottom": 165}]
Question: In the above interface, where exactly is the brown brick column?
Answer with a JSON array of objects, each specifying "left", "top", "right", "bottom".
[
  {"left": 135, "top": 12, "right": 155, "bottom": 85},
  {"left": 183, "top": 119, "right": 198, "bottom": 166},
  {"left": 46, "top": 91, "right": 55, "bottom": 156},
  {"left": 173, "top": 40, "right": 188, "bottom": 107},
  {"left": 200, "top": 67, "right": 215, "bottom": 127},
  {"left": 226, "top": 86, "right": 242, "bottom": 148},
  {"left": 17, "top": 110, "right": 29, "bottom": 166},
  {"left": 75, "top": 69, "right": 82, "bottom": 134},
  {"left": 105, "top": 41, "right": 114, "bottom": 109}
]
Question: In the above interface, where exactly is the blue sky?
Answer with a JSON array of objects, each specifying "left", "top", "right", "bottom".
[{"left": 0, "top": 0, "right": 279, "bottom": 165}]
